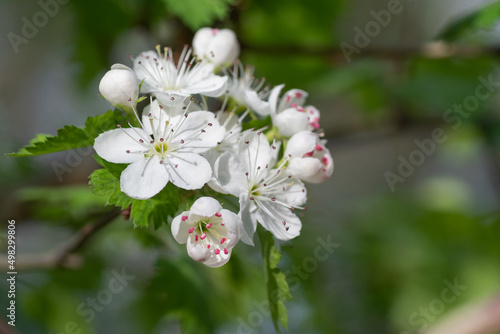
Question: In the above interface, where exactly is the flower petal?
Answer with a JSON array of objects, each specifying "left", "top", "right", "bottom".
[
  {"left": 166, "top": 152, "right": 212, "bottom": 190},
  {"left": 238, "top": 194, "right": 257, "bottom": 245},
  {"left": 213, "top": 152, "right": 248, "bottom": 196},
  {"left": 120, "top": 156, "right": 170, "bottom": 199},
  {"left": 285, "top": 131, "right": 317, "bottom": 158},
  {"left": 187, "top": 240, "right": 211, "bottom": 263},
  {"left": 190, "top": 197, "right": 221, "bottom": 217},
  {"left": 183, "top": 75, "right": 228, "bottom": 97},
  {"left": 94, "top": 128, "right": 150, "bottom": 164},
  {"left": 171, "top": 211, "right": 190, "bottom": 244},
  {"left": 273, "top": 108, "right": 310, "bottom": 137},
  {"left": 176, "top": 111, "right": 225, "bottom": 153},
  {"left": 287, "top": 157, "right": 323, "bottom": 181},
  {"left": 255, "top": 202, "right": 301, "bottom": 241},
  {"left": 220, "top": 209, "right": 243, "bottom": 247}
]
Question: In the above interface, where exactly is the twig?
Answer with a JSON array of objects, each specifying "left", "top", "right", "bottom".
[{"left": 0, "top": 208, "right": 121, "bottom": 271}]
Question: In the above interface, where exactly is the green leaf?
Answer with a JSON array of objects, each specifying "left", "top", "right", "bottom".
[
  {"left": 89, "top": 155, "right": 181, "bottom": 228},
  {"left": 8, "top": 126, "right": 89, "bottom": 157},
  {"left": 258, "top": 227, "right": 292, "bottom": 333},
  {"left": 162, "top": 0, "right": 236, "bottom": 30},
  {"left": 130, "top": 184, "right": 181, "bottom": 228},
  {"left": 436, "top": 1, "right": 500, "bottom": 41},
  {"left": 9, "top": 109, "right": 126, "bottom": 157}
]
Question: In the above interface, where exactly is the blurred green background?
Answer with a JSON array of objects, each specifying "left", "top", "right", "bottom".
[{"left": 2, "top": 0, "right": 500, "bottom": 333}]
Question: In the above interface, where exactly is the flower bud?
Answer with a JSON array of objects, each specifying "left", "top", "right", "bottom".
[
  {"left": 274, "top": 108, "right": 310, "bottom": 137},
  {"left": 285, "top": 131, "right": 333, "bottom": 183},
  {"left": 193, "top": 27, "right": 240, "bottom": 68},
  {"left": 99, "top": 64, "right": 139, "bottom": 111}
]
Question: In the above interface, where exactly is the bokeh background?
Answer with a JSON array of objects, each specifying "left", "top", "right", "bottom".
[{"left": 1, "top": 0, "right": 500, "bottom": 333}]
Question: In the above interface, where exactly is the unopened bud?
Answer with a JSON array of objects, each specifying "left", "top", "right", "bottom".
[{"left": 193, "top": 27, "right": 240, "bottom": 68}]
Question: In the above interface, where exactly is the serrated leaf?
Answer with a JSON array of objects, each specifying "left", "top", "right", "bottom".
[
  {"left": 436, "top": 1, "right": 500, "bottom": 41},
  {"left": 9, "top": 109, "right": 126, "bottom": 157},
  {"left": 88, "top": 168, "right": 133, "bottom": 209},
  {"left": 130, "top": 184, "right": 181, "bottom": 228},
  {"left": 162, "top": 0, "right": 236, "bottom": 30},
  {"left": 8, "top": 126, "right": 89, "bottom": 157},
  {"left": 90, "top": 155, "right": 181, "bottom": 228},
  {"left": 258, "top": 227, "right": 292, "bottom": 333}
]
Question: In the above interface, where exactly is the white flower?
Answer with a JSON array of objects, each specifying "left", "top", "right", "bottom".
[
  {"left": 285, "top": 131, "right": 333, "bottom": 183},
  {"left": 133, "top": 46, "right": 228, "bottom": 106},
  {"left": 99, "top": 64, "right": 139, "bottom": 110},
  {"left": 171, "top": 197, "right": 244, "bottom": 267},
  {"left": 193, "top": 27, "right": 240, "bottom": 68},
  {"left": 93, "top": 100, "right": 225, "bottom": 199},
  {"left": 213, "top": 131, "right": 307, "bottom": 242},
  {"left": 224, "top": 62, "right": 270, "bottom": 114}
]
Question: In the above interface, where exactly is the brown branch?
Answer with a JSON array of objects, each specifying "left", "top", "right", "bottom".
[{"left": 0, "top": 208, "right": 121, "bottom": 271}]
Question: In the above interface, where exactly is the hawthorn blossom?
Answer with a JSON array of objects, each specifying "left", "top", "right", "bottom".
[
  {"left": 171, "top": 197, "right": 244, "bottom": 267},
  {"left": 99, "top": 64, "right": 139, "bottom": 111},
  {"left": 133, "top": 46, "right": 228, "bottom": 106},
  {"left": 285, "top": 131, "right": 333, "bottom": 183},
  {"left": 193, "top": 27, "right": 240, "bottom": 68},
  {"left": 213, "top": 131, "right": 307, "bottom": 242},
  {"left": 93, "top": 100, "right": 224, "bottom": 199}
]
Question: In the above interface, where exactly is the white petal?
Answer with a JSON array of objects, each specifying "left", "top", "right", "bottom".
[
  {"left": 220, "top": 209, "right": 243, "bottom": 247},
  {"left": 153, "top": 91, "right": 189, "bottom": 107},
  {"left": 187, "top": 241, "right": 211, "bottom": 263},
  {"left": 285, "top": 131, "right": 317, "bottom": 158},
  {"left": 184, "top": 75, "right": 228, "bottom": 97},
  {"left": 94, "top": 128, "right": 150, "bottom": 164},
  {"left": 171, "top": 211, "right": 190, "bottom": 244},
  {"left": 213, "top": 152, "right": 248, "bottom": 196},
  {"left": 278, "top": 88, "right": 308, "bottom": 111},
  {"left": 255, "top": 202, "right": 301, "bottom": 241},
  {"left": 302, "top": 149, "right": 334, "bottom": 183},
  {"left": 277, "top": 178, "right": 307, "bottom": 207},
  {"left": 203, "top": 250, "right": 231, "bottom": 268},
  {"left": 238, "top": 194, "right": 257, "bottom": 245},
  {"left": 273, "top": 108, "right": 309, "bottom": 137},
  {"left": 245, "top": 90, "right": 271, "bottom": 116},
  {"left": 287, "top": 157, "right": 323, "bottom": 180},
  {"left": 268, "top": 84, "right": 284, "bottom": 115},
  {"left": 120, "top": 156, "right": 170, "bottom": 199},
  {"left": 238, "top": 131, "right": 272, "bottom": 179},
  {"left": 190, "top": 197, "right": 221, "bottom": 217},
  {"left": 176, "top": 111, "right": 225, "bottom": 153},
  {"left": 167, "top": 152, "right": 212, "bottom": 190}
]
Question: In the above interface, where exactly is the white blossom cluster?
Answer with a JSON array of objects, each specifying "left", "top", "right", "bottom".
[{"left": 95, "top": 27, "right": 333, "bottom": 267}]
